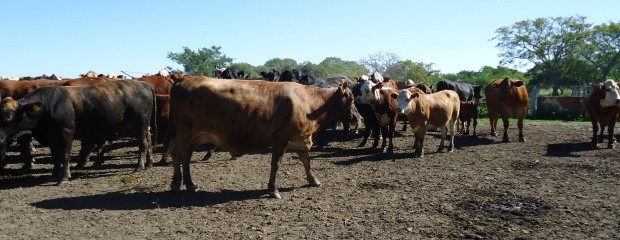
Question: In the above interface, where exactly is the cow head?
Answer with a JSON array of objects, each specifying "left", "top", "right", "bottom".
[
  {"left": 336, "top": 81, "right": 362, "bottom": 126},
  {"left": 0, "top": 98, "right": 43, "bottom": 145},
  {"left": 393, "top": 90, "right": 421, "bottom": 115},
  {"left": 599, "top": 79, "right": 620, "bottom": 107},
  {"left": 356, "top": 80, "right": 378, "bottom": 104},
  {"left": 494, "top": 78, "right": 525, "bottom": 103}
]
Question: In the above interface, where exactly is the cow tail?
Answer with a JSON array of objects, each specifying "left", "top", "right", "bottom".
[{"left": 149, "top": 86, "right": 158, "bottom": 146}]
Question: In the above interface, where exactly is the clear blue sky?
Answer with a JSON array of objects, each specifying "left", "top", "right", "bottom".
[{"left": 1, "top": 0, "right": 618, "bottom": 78}]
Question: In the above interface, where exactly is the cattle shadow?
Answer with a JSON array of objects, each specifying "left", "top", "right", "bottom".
[
  {"left": 545, "top": 141, "right": 595, "bottom": 157},
  {"left": 31, "top": 187, "right": 295, "bottom": 210},
  {"left": 454, "top": 135, "right": 495, "bottom": 148}
]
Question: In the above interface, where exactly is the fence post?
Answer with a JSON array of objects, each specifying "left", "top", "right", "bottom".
[{"left": 530, "top": 85, "right": 540, "bottom": 118}]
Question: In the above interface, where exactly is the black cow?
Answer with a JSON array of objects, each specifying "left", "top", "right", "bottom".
[
  {"left": 435, "top": 79, "right": 482, "bottom": 102},
  {"left": 280, "top": 69, "right": 301, "bottom": 82},
  {"left": 214, "top": 67, "right": 238, "bottom": 79},
  {"left": 0, "top": 80, "right": 157, "bottom": 184}
]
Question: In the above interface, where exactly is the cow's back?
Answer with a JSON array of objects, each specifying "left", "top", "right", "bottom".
[{"left": 418, "top": 90, "right": 460, "bottom": 126}]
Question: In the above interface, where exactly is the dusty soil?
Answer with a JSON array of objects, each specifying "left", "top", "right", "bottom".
[{"left": 0, "top": 121, "right": 618, "bottom": 239}]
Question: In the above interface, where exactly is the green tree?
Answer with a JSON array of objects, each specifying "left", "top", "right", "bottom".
[
  {"left": 579, "top": 21, "right": 620, "bottom": 83},
  {"left": 262, "top": 58, "right": 299, "bottom": 71},
  {"left": 493, "top": 16, "right": 590, "bottom": 95},
  {"left": 167, "top": 46, "right": 233, "bottom": 76},
  {"left": 315, "top": 57, "right": 368, "bottom": 78},
  {"left": 385, "top": 60, "right": 436, "bottom": 84}
]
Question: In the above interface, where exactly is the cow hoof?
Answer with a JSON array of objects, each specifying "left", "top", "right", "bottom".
[
  {"left": 502, "top": 138, "right": 509, "bottom": 143},
  {"left": 186, "top": 185, "right": 198, "bottom": 192},
  {"left": 56, "top": 180, "right": 69, "bottom": 186},
  {"left": 270, "top": 190, "right": 282, "bottom": 199},
  {"left": 608, "top": 144, "right": 615, "bottom": 149},
  {"left": 170, "top": 182, "right": 182, "bottom": 193},
  {"left": 309, "top": 179, "right": 321, "bottom": 187},
  {"left": 519, "top": 138, "right": 526, "bottom": 142},
  {"left": 74, "top": 163, "right": 86, "bottom": 169}
]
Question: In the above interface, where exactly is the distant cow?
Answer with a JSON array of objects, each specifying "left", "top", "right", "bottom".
[
  {"left": 0, "top": 80, "right": 157, "bottom": 184},
  {"left": 351, "top": 76, "right": 382, "bottom": 149},
  {"left": 168, "top": 76, "right": 361, "bottom": 199},
  {"left": 586, "top": 79, "right": 620, "bottom": 148},
  {"left": 484, "top": 77, "right": 529, "bottom": 142},
  {"left": 459, "top": 101, "right": 478, "bottom": 136},
  {"left": 393, "top": 89, "right": 460, "bottom": 157},
  {"left": 435, "top": 79, "right": 482, "bottom": 102}
]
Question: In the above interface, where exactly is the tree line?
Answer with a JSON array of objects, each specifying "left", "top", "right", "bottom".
[{"left": 167, "top": 16, "right": 618, "bottom": 95}]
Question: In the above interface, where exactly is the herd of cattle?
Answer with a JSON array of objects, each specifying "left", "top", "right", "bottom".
[{"left": 0, "top": 70, "right": 618, "bottom": 199}]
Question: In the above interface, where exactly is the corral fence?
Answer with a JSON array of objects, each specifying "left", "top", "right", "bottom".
[{"left": 529, "top": 84, "right": 593, "bottom": 121}]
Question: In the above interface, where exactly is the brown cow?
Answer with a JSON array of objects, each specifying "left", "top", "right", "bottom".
[
  {"left": 459, "top": 101, "right": 478, "bottom": 136},
  {"left": 168, "top": 76, "right": 361, "bottom": 198},
  {"left": 586, "top": 79, "right": 620, "bottom": 148},
  {"left": 135, "top": 75, "right": 174, "bottom": 95},
  {"left": 484, "top": 78, "right": 529, "bottom": 142},
  {"left": 393, "top": 89, "right": 460, "bottom": 157},
  {"left": 357, "top": 80, "right": 424, "bottom": 153}
]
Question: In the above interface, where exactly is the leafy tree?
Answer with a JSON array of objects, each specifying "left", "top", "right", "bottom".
[
  {"left": 579, "top": 21, "right": 620, "bottom": 83},
  {"left": 315, "top": 57, "right": 368, "bottom": 78},
  {"left": 385, "top": 60, "right": 436, "bottom": 84},
  {"left": 493, "top": 16, "right": 590, "bottom": 95},
  {"left": 262, "top": 58, "right": 299, "bottom": 71},
  {"left": 230, "top": 62, "right": 258, "bottom": 78},
  {"left": 167, "top": 46, "right": 233, "bottom": 76},
  {"left": 359, "top": 52, "right": 401, "bottom": 73}
]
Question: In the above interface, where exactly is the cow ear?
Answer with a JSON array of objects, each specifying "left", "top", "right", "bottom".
[
  {"left": 22, "top": 102, "right": 43, "bottom": 113},
  {"left": 513, "top": 80, "right": 524, "bottom": 87},
  {"left": 341, "top": 80, "right": 349, "bottom": 89},
  {"left": 390, "top": 93, "right": 398, "bottom": 99},
  {"left": 411, "top": 92, "right": 420, "bottom": 99}
]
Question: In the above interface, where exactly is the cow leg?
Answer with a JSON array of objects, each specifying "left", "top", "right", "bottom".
[
  {"left": 591, "top": 121, "right": 599, "bottom": 148},
  {"left": 268, "top": 146, "right": 287, "bottom": 199},
  {"left": 379, "top": 126, "right": 388, "bottom": 153},
  {"left": 295, "top": 151, "right": 321, "bottom": 187},
  {"left": 501, "top": 117, "right": 510, "bottom": 143},
  {"left": 415, "top": 133, "right": 425, "bottom": 158},
  {"left": 437, "top": 126, "right": 447, "bottom": 153},
  {"left": 17, "top": 135, "right": 35, "bottom": 171},
  {"left": 357, "top": 127, "right": 371, "bottom": 148},
  {"left": 448, "top": 120, "right": 456, "bottom": 152},
  {"left": 472, "top": 116, "right": 478, "bottom": 137},
  {"left": 607, "top": 120, "right": 616, "bottom": 149},
  {"left": 489, "top": 114, "right": 498, "bottom": 137},
  {"left": 387, "top": 119, "right": 396, "bottom": 154},
  {"left": 134, "top": 129, "right": 153, "bottom": 172},
  {"left": 401, "top": 119, "right": 408, "bottom": 132},
  {"left": 170, "top": 140, "right": 196, "bottom": 192},
  {"left": 74, "top": 141, "right": 96, "bottom": 169},
  {"left": 370, "top": 127, "right": 380, "bottom": 149},
  {"left": 517, "top": 117, "right": 526, "bottom": 142},
  {"left": 598, "top": 123, "right": 606, "bottom": 144}
]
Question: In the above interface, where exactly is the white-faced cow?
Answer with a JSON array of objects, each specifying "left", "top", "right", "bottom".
[
  {"left": 393, "top": 89, "right": 460, "bottom": 157},
  {"left": 484, "top": 78, "right": 529, "bottom": 142},
  {"left": 0, "top": 80, "right": 157, "bottom": 184},
  {"left": 586, "top": 79, "right": 620, "bottom": 148},
  {"left": 168, "top": 76, "right": 361, "bottom": 199}
]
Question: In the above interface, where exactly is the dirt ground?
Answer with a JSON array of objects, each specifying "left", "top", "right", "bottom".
[{"left": 0, "top": 121, "right": 618, "bottom": 239}]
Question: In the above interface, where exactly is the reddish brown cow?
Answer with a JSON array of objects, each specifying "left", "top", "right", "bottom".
[
  {"left": 586, "top": 79, "right": 620, "bottom": 148},
  {"left": 459, "top": 101, "right": 478, "bottom": 136},
  {"left": 393, "top": 89, "right": 460, "bottom": 157},
  {"left": 135, "top": 75, "right": 174, "bottom": 95},
  {"left": 168, "top": 76, "right": 361, "bottom": 198},
  {"left": 484, "top": 78, "right": 529, "bottom": 142}
]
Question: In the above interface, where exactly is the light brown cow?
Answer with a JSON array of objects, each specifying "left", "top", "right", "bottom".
[
  {"left": 168, "top": 76, "right": 361, "bottom": 198},
  {"left": 586, "top": 79, "right": 620, "bottom": 148},
  {"left": 484, "top": 78, "right": 529, "bottom": 142},
  {"left": 459, "top": 101, "right": 478, "bottom": 136},
  {"left": 393, "top": 89, "right": 460, "bottom": 157}
]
